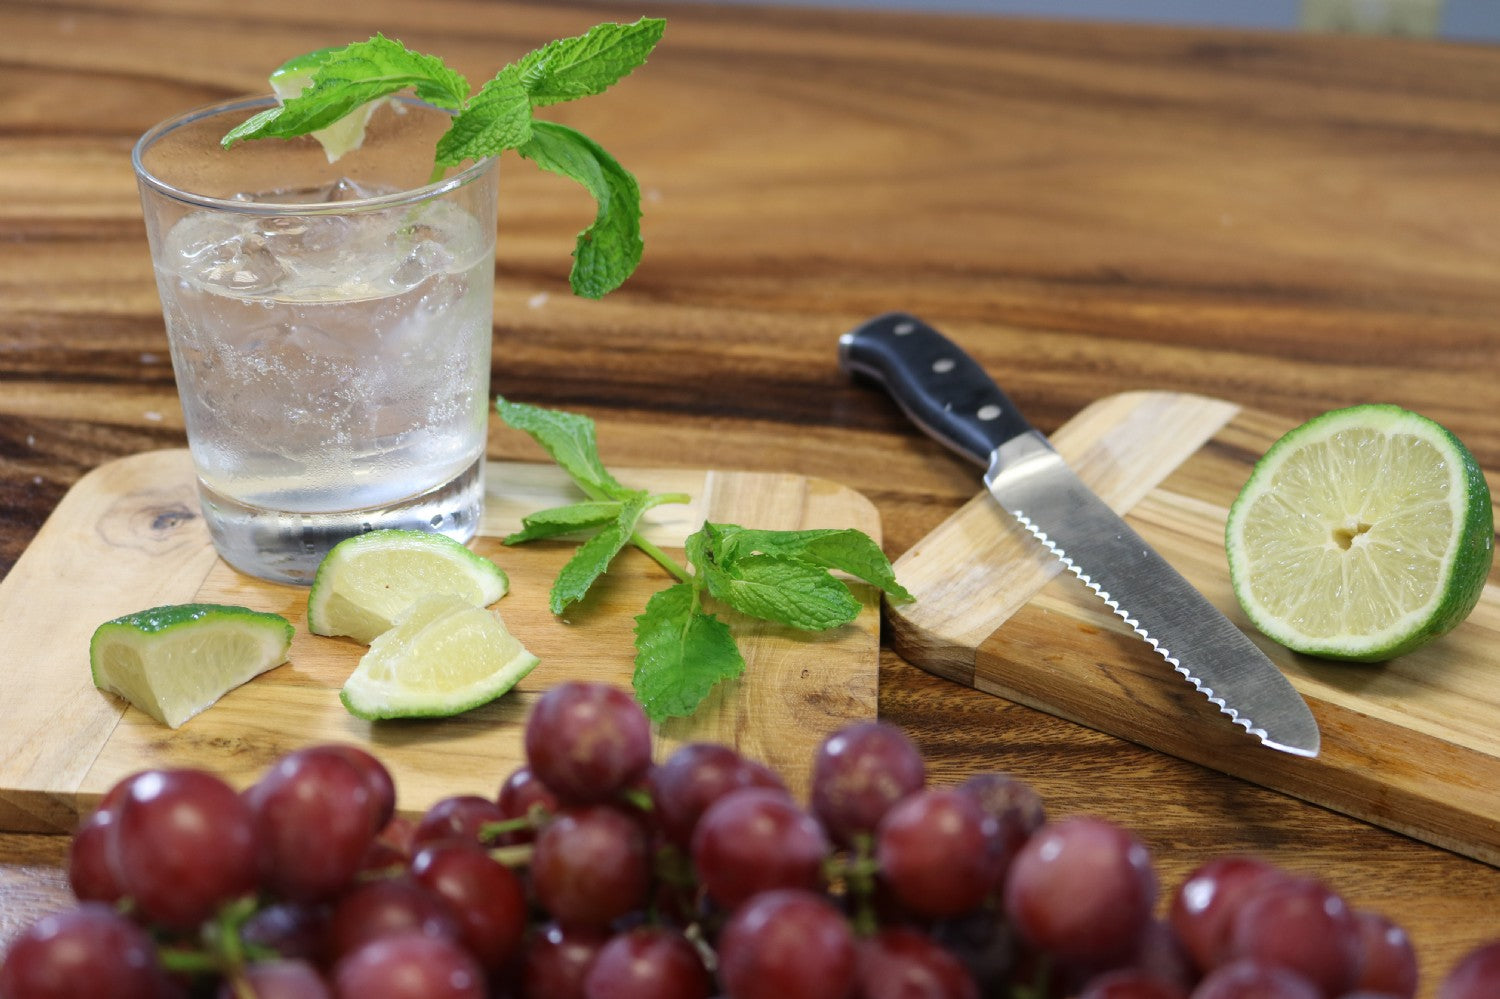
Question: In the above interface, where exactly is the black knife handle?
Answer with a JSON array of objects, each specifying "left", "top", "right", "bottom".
[{"left": 838, "top": 312, "right": 1036, "bottom": 467}]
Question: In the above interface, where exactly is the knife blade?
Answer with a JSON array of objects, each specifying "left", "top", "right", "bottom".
[{"left": 839, "top": 311, "right": 1320, "bottom": 758}]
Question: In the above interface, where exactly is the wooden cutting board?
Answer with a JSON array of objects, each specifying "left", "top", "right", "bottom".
[
  {"left": 889, "top": 390, "right": 1500, "bottom": 868},
  {"left": 0, "top": 452, "right": 881, "bottom": 833}
]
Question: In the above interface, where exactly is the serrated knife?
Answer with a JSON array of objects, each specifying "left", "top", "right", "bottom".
[{"left": 839, "top": 311, "right": 1320, "bottom": 757}]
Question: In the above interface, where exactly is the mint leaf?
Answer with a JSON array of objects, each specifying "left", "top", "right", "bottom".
[
  {"left": 435, "top": 67, "right": 531, "bottom": 168},
  {"left": 495, "top": 396, "right": 631, "bottom": 499},
  {"left": 633, "top": 583, "right": 744, "bottom": 721},
  {"left": 504, "top": 501, "right": 625, "bottom": 544},
  {"left": 223, "top": 35, "right": 467, "bottom": 147},
  {"left": 705, "top": 553, "right": 863, "bottom": 630},
  {"left": 711, "top": 525, "right": 914, "bottom": 602},
  {"left": 514, "top": 18, "right": 667, "bottom": 107},
  {"left": 516, "top": 121, "right": 643, "bottom": 300},
  {"left": 549, "top": 492, "right": 649, "bottom": 614}
]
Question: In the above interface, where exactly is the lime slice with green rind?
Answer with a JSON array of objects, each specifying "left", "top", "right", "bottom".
[
  {"left": 90, "top": 604, "right": 294, "bottom": 728},
  {"left": 339, "top": 593, "right": 540, "bottom": 720},
  {"left": 1226, "top": 404, "right": 1493, "bottom": 662},
  {"left": 308, "top": 529, "right": 509, "bottom": 644},
  {"left": 270, "top": 51, "right": 383, "bottom": 164}
]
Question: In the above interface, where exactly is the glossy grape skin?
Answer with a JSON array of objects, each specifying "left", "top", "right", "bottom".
[
  {"left": 1169, "top": 856, "right": 1286, "bottom": 974},
  {"left": 691, "top": 787, "right": 830, "bottom": 909},
  {"left": 1003, "top": 816, "right": 1158, "bottom": 967},
  {"left": 1187, "top": 959, "right": 1321, "bottom": 999},
  {"left": 411, "top": 795, "right": 506, "bottom": 850},
  {"left": 106, "top": 768, "right": 261, "bottom": 929},
  {"left": 66, "top": 807, "right": 125, "bottom": 904},
  {"left": 582, "top": 926, "right": 714, "bottom": 999},
  {"left": 854, "top": 926, "right": 981, "bottom": 999},
  {"left": 331, "top": 932, "right": 485, "bottom": 999},
  {"left": 716, "top": 888, "right": 857, "bottom": 999},
  {"left": 410, "top": 843, "right": 528, "bottom": 971},
  {"left": 649, "top": 742, "right": 788, "bottom": 848},
  {"left": 319, "top": 745, "right": 397, "bottom": 831},
  {"left": 524, "top": 682, "right": 653, "bottom": 804},
  {"left": 809, "top": 722, "right": 926, "bottom": 846},
  {"left": 218, "top": 960, "right": 331, "bottom": 999},
  {"left": 0, "top": 903, "right": 166, "bottom": 999},
  {"left": 521, "top": 922, "right": 612, "bottom": 999},
  {"left": 531, "top": 804, "right": 651, "bottom": 927},
  {"left": 1351, "top": 910, "right": 1418, "bottom": 999},
  {"left": 1223, "top": 877, "right": 1361, "bottom": 999},
  {"left": 955, "top": 772, "right": 1045, "bottom": 884},
  {"left": 874, "top": 788, "right": 1000, "bottom": 919},
  {"left": 1438, "top": 941, "right": 1500, "bottom": 999},
  {"left": 246, "top": 746, "right": 383, "bottom": 902},
  {"left": 495, "top": 766, "right": 562, "bottom": 845},
  {"left": 1078, "top": 969, "right": 1190, "bottom": 999},
  {"left": 325, "top": 876, "right": 462, "bottom": 965},
  {"left": 240, "top": 901, "right": 332, "bottom": 965}
]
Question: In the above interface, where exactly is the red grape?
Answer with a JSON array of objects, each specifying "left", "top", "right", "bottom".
[
  {"left": 1438, "top": 940, "right": 1500, "bottom": 999},
  {"left": 649, "top": 742, "right": 787, "bottom": 848},
  {"left": 1003, "top": 816, "right": 1157, "bottom": 966},
  {"left": 319, "top": 745, "right": 396, "bottom": 830},
  {"left": 246, "top": 746, "right": 383, "bottom": 902},
  {"left": 106, "top": 768, "right": 261, "bottom": 929},
  {"left": 582, "top": 926, "right": 713, "bottom": 999},
  {"left": 1078, "top": 968, "right": 1189, "bottom": 999},
  {"left": 325, "top": 876, "right": 462, "bottom": 965},
  {"left": 1188, "top": 959, "right": 1321, "bottom": 999},
  {"left": 1223, "top": 876, "right": 1361, "bottom": 998},
  {"left": 875, "top": 788, "right": 1000, "bottom": 919},
  {"left": 524, "top": 682, "right": 653, "bottom": 803},
  {"left": 219, "top": 959, "right": 331, "bottom": 999},
  {"left": 1169, "top": 856, "right": 1286, "bottom": 973},
  {"left": 530, "top": 804, "right": 651, "bottom": 927},
  {"left": 855, "top": 926, "right": 981, "bottom": 999},
  {"left": 810, "top": 721, "right": 926, "bottom": 846},
  {"left": 331, "top": 932, "right": 485, "bottom": 999},
  {"left": 1351, "top": 910, "right": 1417, "bottom": 999},
  {"left": 716, "top": 888, "right": 857, "bottom": 999},
  {"left": 66, "top": 808, "right": 124, "bottom": 905},
  {"left": 495, "top": 765, "right": 561, "bottom": 845},
  {"left": 521, "top": 922, "right": 611, "bottom": 999},
  {"left": 410, "top": 842, "right": 527, "bottom": 970},
  {"left": 411, "top": 794, "right": 506, "bottom": 850},
  {"left": 240, "top": 901, "right": 331, "bottom": 965},
  {"left": 0, "top": 903, "right": 166, "bottom": 999},
  {"left": 955, "top": 772, "right": 1044, "bottom": 880},
  {"left": 692, "top": 787, "right": 829, "bottom": 909}
]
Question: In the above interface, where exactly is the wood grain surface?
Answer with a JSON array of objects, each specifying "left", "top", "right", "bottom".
[
  {"left": 886, "top": 390, "right": 1500, "bottom": 867},
  {"left": 4, "top": 1, "right": 1500, "bottom": 995}
]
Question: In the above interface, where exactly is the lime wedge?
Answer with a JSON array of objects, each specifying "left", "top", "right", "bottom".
[
  {"left": 90, "top": 604, "right": 294, "bottom": 728},
  {"left": 270, "top": 52, "right": 383, "bottom": 164},
  {"left": 339, "top": 594, "right": 540, "bottom": 720},
  {"left": 308, "top": 530, "right": 509, "bottom": 644},
  {"left": 1226, "top": 404, "right": 1494, "bottom": 661}
]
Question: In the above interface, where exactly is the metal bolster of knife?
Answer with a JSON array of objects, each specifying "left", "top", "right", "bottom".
[{"left": 838, "top": 311, "right": 1037, "bottom": 467}]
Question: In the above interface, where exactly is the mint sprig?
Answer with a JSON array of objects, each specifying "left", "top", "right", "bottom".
[
  {"left": 222, "top": 20, "right": 666, "bottom": 299},
  {"left": 496, "top": 396, "right": 913, "bottom": 722}
]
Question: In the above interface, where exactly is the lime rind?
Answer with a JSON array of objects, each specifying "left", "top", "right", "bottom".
[
  {"left": 339, "top": 594, "right": 539, "bottom": 721},
  {"left": 89, "top": 604, "right": 294, "bottom": 728},
  {"left": 1226, "top": 404, "right": 1493, "bottom": 662},
  {"left": 307, "top": 529, "right": 509, "bottom": 644}
]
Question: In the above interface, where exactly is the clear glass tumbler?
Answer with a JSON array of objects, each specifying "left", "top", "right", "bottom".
[{"left": 133, "top": 96, "right": 498, "bottom": 585}]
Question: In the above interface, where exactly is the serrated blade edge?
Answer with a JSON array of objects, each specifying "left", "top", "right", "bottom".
[{"left": 988, "top": 432, "right": 1320, "bottom": 758}]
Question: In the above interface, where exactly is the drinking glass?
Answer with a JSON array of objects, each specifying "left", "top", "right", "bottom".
[{"left": 133, "top": 96, "right": 498, "bottom": 584}]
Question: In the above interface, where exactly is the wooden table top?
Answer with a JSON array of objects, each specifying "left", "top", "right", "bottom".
[{"left": 3, "top": 0, "right": 1499, "bottom": 993}]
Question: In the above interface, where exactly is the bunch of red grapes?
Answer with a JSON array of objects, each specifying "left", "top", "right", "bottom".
[{"left": 1, "top": 680, "right": 1496, "bottom": 999}]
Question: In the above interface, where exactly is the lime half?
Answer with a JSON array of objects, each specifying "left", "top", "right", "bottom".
[
  {"left": 1226, "top": 404, "right": 1493, "bottom": 662},
  {"left": 308, "top": 530, "right": 509, "bottom": 644},
  {"left": 340, "top": 593, "right": 539, "bottom": 720},
  {"left": 90, "top": 604, "right": 294, "bottom": 728}
]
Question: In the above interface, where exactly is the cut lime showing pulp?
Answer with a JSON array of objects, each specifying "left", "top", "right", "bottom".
[
  {"left": 308, "top": 530, "right": 509, "bottom": 644},
  {"left": 90, "top": 604, "right": 294, "bottom": 728},
  {"left": 340, "top": 593, "right": 539, "bottom": 720},
  {"left": 1226, "top": 404, "right": 1493, "bottom": 662}
]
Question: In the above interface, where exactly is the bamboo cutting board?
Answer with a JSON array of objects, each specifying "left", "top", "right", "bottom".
[
  {"left": 888, "top": 390, "right": 1500, "bottom": 867},
  {"left": 0, "top": 452, "right": 881, "bottom": 833}
]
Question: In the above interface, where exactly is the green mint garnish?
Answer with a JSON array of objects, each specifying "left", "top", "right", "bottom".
[
  {"left": 222, "top": 20, "right": 666, "bottom": 299},
  {"left": 496, "top": 396, "right": 913, "bottom": 721}
]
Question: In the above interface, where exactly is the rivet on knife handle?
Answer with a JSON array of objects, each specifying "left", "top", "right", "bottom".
[{"left": 840, "top": 311, "right": 1321, "bottom": 758}]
